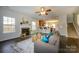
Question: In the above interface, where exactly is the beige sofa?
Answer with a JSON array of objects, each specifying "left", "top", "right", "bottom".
[{"left": 34, "top": 32, "right": 60, "bottom": 53}]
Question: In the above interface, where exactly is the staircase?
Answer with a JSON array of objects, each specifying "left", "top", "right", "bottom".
[{"left": 67, "top": 23, "right": 79, "bottom": 38}]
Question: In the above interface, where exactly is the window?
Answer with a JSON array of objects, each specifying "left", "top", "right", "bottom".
[
  {"left": 32, "top": 21, "right": 36, "bottom": 30},
  {"left": 3, "top": 16, "right": 15, "bottom": 33}
]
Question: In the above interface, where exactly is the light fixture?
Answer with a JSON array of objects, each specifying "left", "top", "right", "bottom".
[
  {"left": 40, "top": 7, "right": 46, "bottom": 15},
  {"left": 52, "top": 24, "right": 56, "bottom": 28},
  {"left": 35, "top": 7, "right": 52, "bottom": 16},
  {"left": 45, "top": 24, "right": 48, "bottom": 27},
  {"left": 41, "top": 7, "right": 45, "bottom": 12}
]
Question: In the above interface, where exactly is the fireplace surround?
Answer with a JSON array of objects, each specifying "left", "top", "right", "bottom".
[{"left": 21, "top": 28, "right": 30, "bottom": 38}]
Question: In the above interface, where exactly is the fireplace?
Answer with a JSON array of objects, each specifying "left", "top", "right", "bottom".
[{"left": 21, "top": 28, "right": 30, "bottom": 38}]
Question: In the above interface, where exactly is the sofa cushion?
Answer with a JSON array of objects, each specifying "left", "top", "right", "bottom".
[
  {"left": 49, "top": 34, "right": 58, "bottom": 46},
  {"left": 34, "top": 40, "right": 59, "bottom": 53}
]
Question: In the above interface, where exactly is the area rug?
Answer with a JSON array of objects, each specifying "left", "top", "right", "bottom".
[{"left": 11, "top": 38, "right": 34, "bottom": 53}]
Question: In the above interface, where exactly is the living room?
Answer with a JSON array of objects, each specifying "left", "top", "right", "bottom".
[{"left": 0, "top": 6, "right": 79, "bottom": 53}]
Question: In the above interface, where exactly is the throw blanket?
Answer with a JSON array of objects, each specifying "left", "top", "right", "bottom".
[{"left": 41, "top": 32, "right": 53, "bottom": 43}]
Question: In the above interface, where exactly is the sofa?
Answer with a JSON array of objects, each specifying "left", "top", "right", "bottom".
[{"left": 34, "top": 31, "right": 60, "bottom": 53}]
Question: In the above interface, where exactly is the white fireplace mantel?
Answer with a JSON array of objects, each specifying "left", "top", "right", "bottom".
[{"left": 20, "top": 24, "right": 31, "bottom": 28}]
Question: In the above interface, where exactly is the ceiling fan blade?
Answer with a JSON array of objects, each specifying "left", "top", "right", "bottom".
[
  {"left": 35, "top": 11, "right": 40, "bottom": 13},
  {"left": 45, "top": 13, "right": 48, "bottom": 15},
  {"left": 46, "top": 9, "right": 52, "bottom": 12}
]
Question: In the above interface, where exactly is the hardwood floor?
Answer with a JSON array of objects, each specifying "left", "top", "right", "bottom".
[
  {"left": 0, "top": 36, "right": 32, "bottom": 53},
  {"left": 59, "top": 36, "right": 79, "bottom": 53}
]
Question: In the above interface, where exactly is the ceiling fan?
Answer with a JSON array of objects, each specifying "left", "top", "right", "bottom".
[{"left": 35, "top": 7, "right": 52, "bottom": 16}]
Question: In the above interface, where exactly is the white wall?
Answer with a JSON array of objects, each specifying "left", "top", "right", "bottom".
[
  {"left": 0, "top": 7, "right": 35, "bottom": 41},
  {"left": 67, "top": 14, "right": 73, "bottom": 23},
  {"left": 58, "top": 14, "right": 68, "bottom": 37},
  {"left": 73, "top": 7, "right": 79, "bottom": 36},
  {"left": 0, "top": 7, "right": 25, "bottom": 41}
]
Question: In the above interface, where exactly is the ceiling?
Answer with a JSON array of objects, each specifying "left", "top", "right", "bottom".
[{"left": 8, "top": 6, "right": 78, "bottom": 20}]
